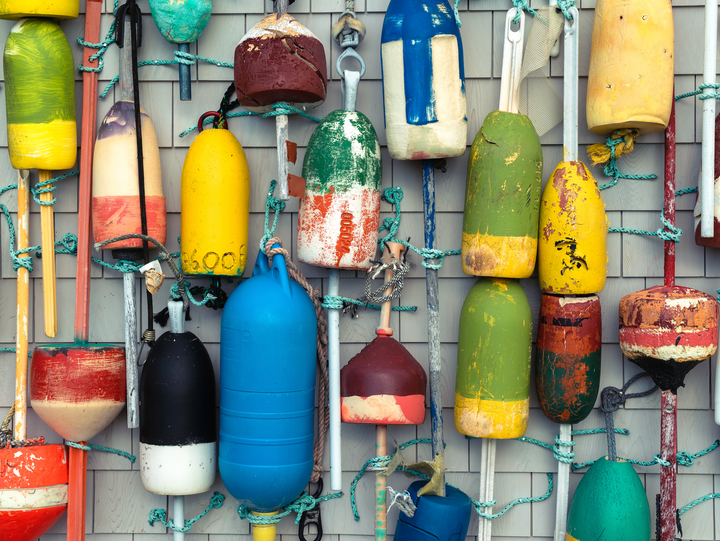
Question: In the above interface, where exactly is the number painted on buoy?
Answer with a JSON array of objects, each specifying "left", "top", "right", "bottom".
[
  {"left": 338, "top": 213, "right": 354, "bottom": 254},
  {"left": 181, "top": 248, "right": 245, "bottom": 274}
]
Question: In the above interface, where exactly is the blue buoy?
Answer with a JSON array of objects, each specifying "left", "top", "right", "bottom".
[
  {"left": 219, "top": 245, "right": 318, "bottom": 513},
  {"left": 394, "top": 480, "right": 473, "bottom": 541}
]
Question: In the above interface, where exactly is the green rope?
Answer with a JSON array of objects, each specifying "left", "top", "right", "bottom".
[
  {"left": 608, "top": 208, "right": 682, "bottom": 242},
  {"left": 474, "top": 473, "right": 553, "bottom": 520},
  {"left": 0, "top": 347, "right": 31, "bottom": 357},
  {"left": 179, "top": 102, "right": 323, "bottom": 138},
  {"left": 237, "top": 491, "right": 342, "bottom": 525},
  {"left": 596, "top": 134, "right": 657, "bottom": 191},
  {"left": 556, "top": 0, "right": 576, "bottom": 20},
  {"left": 675, "top": 83, "right": 720, "bottom": 101},
  {"left": 678, "top": 492, "right": 720, "bottom": 516},
  {"left": 452, "top": 0, "right": 462, "bottom": 27},
  {"left": 511, "top": 0, "right": 538, "bottom": 22},
  {"left": 380, "top": 187, "right": 460, "bottom": 270},
  {"left": 31, "top": 170, "right": 79, "bottom": 206},
  {"left": 321, "top": 294, "right": 417, "bottom": 312},
  {"left": 77, "top": 0, "right": 119, "bottom": 75},
  {"left": 66, "top": 441, "right": 135, "bottom": 463},
  {"left": 149, "top": 492, "right": 225, "bottom": 532},
  {"left": 260, "top": 179, "right": 286, "bottom": 251}
]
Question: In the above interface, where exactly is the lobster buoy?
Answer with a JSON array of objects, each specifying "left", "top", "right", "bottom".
[
  {"left": 0, "top": 443, "right": 68, "bottom": 541},
  {"left": 219, "top": 245, "right": 317, "bottom": 533},
  {"left": 181, "top": 113, "right": 250, "bottom": 277},
  {"left": 462, "top": 112, "right": 542, "bottom": 278},
  {"left": 586, "top": 0, "right": 673, "bottom": 135},
  {"left": 455, "top": 278, "right": 532, "bottom": 439},
  {"left": 298, "top": 109, "right": 382, "bottom": 270},
  {"left": 0, "top": 0, "right": 78, "bottom": 20},
  {"left": 139, "top": 300, "right": 216, "bottom": 495},
  {"left": 566, "top": 457, "right": 650, "bottom": 541},
  {"left": 694, "top": 112, "right": 720, "bottom": 247},
  {"left": 92, "top": 100, "right": 167, "bottom": 258},
  {"left": 536, "top": 294, "right": 601, "bottom": 424},
  {"left": 148, "top": 0, "right": 211, "bottom": 44},
  {"left": 30, "top": 346, "right": 126, "bottom": 442},
  {"left": 4, "top": 19, "right": 76, "bottom": 171},
  {"left": 538, "top": 162, "right": 608, "bottom": 294},
  {"left": 234, "top": 13, "right": 327, "bottom": 112},
  {"left": 381, "top": 0, "right": 466, "bottom": 161},
  {"left": 393, "top": 480, "right": 473, "bottom": 541},
  {"left": 619, "top": 285, "right": 719, "bottom": 392}
]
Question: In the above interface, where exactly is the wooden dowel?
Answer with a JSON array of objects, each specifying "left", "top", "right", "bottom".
[
  {"left": 39, "top": 169, "right": 57, "bottom": 338},
  {"left": 375, "top": 424, "right": 387, "bottom": 541},
  {"left": 377, "top": 242, "right": 404, "bottom": 334},
  {"left": 13, "top": 169, "right": 30, "bottom": 440}
]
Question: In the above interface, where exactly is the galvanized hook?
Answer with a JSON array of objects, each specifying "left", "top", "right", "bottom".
[{"left": 336, "top": 47, "right": 366, "bottom": 80}]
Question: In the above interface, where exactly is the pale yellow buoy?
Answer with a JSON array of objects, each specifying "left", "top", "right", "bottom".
[{"left": 0, "top": 0, "right": 78, "bottom": 20}]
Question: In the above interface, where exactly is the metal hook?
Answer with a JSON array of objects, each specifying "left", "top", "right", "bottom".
[
  {"left": 336, "top": 48, "right": 366, "bottom": 80},
  {"left": 298, "top": 478, "right": 323, "bottom": 541}
]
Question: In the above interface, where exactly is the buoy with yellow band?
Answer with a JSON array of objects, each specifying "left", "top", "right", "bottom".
[
  {"left": 182, "top": 112, "right": 250, "bottom": 277},
  {"left": 0, "top": 0, "right": 78, "bottom": 20},
  {"left": 462, "top": 10, "right": 542, "bottom": 278},
  {"left": 454, "top": 277, "right": 532, "bottom": 439}
]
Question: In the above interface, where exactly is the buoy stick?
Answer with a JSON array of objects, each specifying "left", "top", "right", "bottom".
[
  {"left": 422, "top": 159, "right": 444, "bottom": 495},
  {"left": 68, "top": 2, "right": 103, "bottom": 539},
  {"left": 275, "top": 0, "right": 290, "bottom": 201},
  {"left": 328, "top": 268, "right": 342, "bottom": 491},
  {"left": 554, "top": 11, "right": 579, "bottom": 540},
  {"left": 478, "top": 438, "right": 496, "bottom": 541},
  {"left": 178, "top": 43, "right": 191, "bottom": 101},
  {"left": 498, "top": 9, "right": 524, "bottom": 115},
  {"left": 659, "top": 91, "right": 678, "bottom": 541},
  {"left": 375, "top": 424, "right": 387, "bottom": 541},
  {"left": 701, "top": 0, "right": 717, "bottom": 237},
  {"left": 39, "top": 169, "right": 57, "bottom": 338},
  {"left": 13, "top": 169, "right": 30, "bottom": 440},
  {"left": 173, "top": 495, "right": 185, "bottom": 541}
]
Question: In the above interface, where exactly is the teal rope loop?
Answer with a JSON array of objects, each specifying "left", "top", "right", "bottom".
[
  {"left": 179, "top": 102, "right": 322, "bottom": 138},
  {"left": 597, "top": 135, "right": 657, "bottom": 191},
  {"left": 321, "top": 294, "right": 417, "bottom": 312},
  {"left": 511, "top": 0, "right": 537, "bottom": 22},
  {"left": 678, "top": 493, "right": 720, "bottom": 516},
  {"left": 31, "top": 170, "right": 79, "bottom": 206},
  {"left": 260, "top": 179, "right": 286, "bottom": 251},
  {"left": 0, "top": 201, "right": 33, "bottom": 272},
  {"left": 556, "top": 0, "right": 576, "bottom": 20},
  {"left": 608, "top": 208, "right": 682, "bottom": 242},
  {"left": 237, "top": 491, "right": 342, "bottom": 525},
  {"left": 0, "top": 347, "right": 31, "bottom": 357},
  {"left": 170, "top": 279, "right": 216, "bottom": 307},
  {"left": 149, "top": 492, "right": 225, "bottom": 532},
  {"left": 676, "top": 83, "right": 720, "bottom": 101},
  {"left": 77, "top": 0, "right": 119, "bottom": 75},
  {"left": 66, "top": 441, "right": 135, "bottom": 463},
  {"left": 473, "top": 473, "right": 553, "bottom": 520}
]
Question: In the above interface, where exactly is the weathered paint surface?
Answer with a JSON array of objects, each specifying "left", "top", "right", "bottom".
[
  {"left": 587, "top": 0, "right": 673, "bottom": 135},
  {"left": 139, "top": 442, "right": 215, "bottom": 495},
  {"left": 235, "top": 13, "right": 327, "bottom": 112},
  {"left": 538, "top": 161, "right": 608, "bottom": 294},
  {"left": 29, "top": 345, "right": 126, "bottom": 442},
  {"left": 536, "top": 294, "right": 601, "bottom": 424},
  {"left": 341, "top": 336, "right": 427, "bottom": 425},
  {"left": 565, "top": 457, "right": 651, "bottom": 541},
  {"left": 93, "top": 100, "right": 166, "bottom": 251},
  {"left": 454, "top": 278, "right": 532, "bottom": 439},
  {"left": 0, "top": 0, "right": 78, "bottom": 19},
  {"left": 0, "top": 443, "right": 67, "bottom": 541},
  {"left": 694, "top": 112, "right": 720, "bottom": 248},
  {"left": 381, "top": 0, "right": 466, "bottom": 160},
  {"left": 619, "top": 285, "right": 719, "bottom": 362},
  {"left": 298, "top": 110, "right": 382, "bottom": 269},
  {"left": 4, "top": 19, "right": 76, "bottom": 170},
  {"left": 182, "top": 127, "right": 250, "bottom": 276},
  {"left": 462, "top": 110, "right": 542, "bottom": 278},
  {"left": 148, "top": 0, "right": 211, "bottom": 44}
]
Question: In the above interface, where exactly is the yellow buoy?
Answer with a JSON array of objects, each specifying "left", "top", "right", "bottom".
[
  {"left": 538, "top": 161, "right": 608, "bottom": 294},
  {"left": 586, "top": 0, "right": 674, "bottom": 135},
  {"left": 181, "top": 113, "right": 250, "bottom": 277},
  {"left": 0, "top": 0, "right": 78, "bottom": 20}
]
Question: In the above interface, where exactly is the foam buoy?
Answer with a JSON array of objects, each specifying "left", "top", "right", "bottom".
[
  {"left": 0, "top": 0, "right": 77, "bottom": 20},
  {"left": 92, "top": 100, "right": 167, "bottom": 257},
  {"left": 234, "top": 13, "right": 327, "bottom": 112},
  {"left": 394, "top": 480, "right": 473, "bottom": 541},
  {"left": 566, "top": 457, "right": 650, "bottom": 541},
  {"left": 538, "top": 162, "right": 608, "bottom": 294},
  {"left": 455, "top": 278, "right": 532, "bottom": 439},
  {"left": 220, "top": 244, "right": 317, "bottom": 538},
  {"left": 140, "top": 300, "right": 216, "bottom": 495},
  {"left": 536, "top": 294, "right": 601, "bottom": 424},
  {"left": 4, "top": 19, "right": 76, "bottom": 171},
  {"left": 586, "top": 0, "right": 673, "bottom": 135},
  {"left": 181, "top": 112, "right": 250, "bottom": 277},
  {"left": 298, "top": 109, "right": 382, "bottom": 270},
  {"left": 380, "top": 0, "right": 466, "bottom": 160}
]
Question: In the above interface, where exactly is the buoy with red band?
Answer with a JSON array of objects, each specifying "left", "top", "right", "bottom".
[
  {"left": 181, "top": 112, "right": 251, "bottom": 277},
  {"left": 380, "top": 0, "right": 466, "bottom": 161}
]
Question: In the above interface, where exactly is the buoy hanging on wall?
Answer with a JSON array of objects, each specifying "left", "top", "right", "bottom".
[
  {"left": 454, "top": 278, "right": 532, "bottom": 439},
  {"left": 380, "top": 0, "right": 466, "bottom": 161},
  {"left": 694, "top": 112, "right": 720, "bottom": 247},
  {"left": 219, "top": 244, "right": 317, "bottom": 537},
  {"left": 0, "top": 0, "right": 78, "bottom": 21},
  {"left": 298, "top": 109, "right": 382, "bottom": 270},
  {"left": 140, "top": 299, "right": 216, "bottom": 495},
  {"left": 566, "top": 457, "right": 650, "bottom": 541},
  {"left": 535, "top": 294, "right": 601, "bottom": 424},
  {"left": 586, "top": 0, "right": 673, "bottom": 135},
  {"left": 181, "top": 112, "right": 250, "bottom": 277},
  {"left": 92, "top": 100, "right": 167, "bottom": 258}
]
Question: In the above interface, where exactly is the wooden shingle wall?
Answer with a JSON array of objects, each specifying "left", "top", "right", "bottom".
[{"left": 0, "top": 0, "right": 718, "bottom": 539}]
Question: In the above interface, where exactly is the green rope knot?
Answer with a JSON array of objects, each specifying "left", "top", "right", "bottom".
[
  {"left": 473, "top": 473, "right": 553, "bottom": 520},
  {"left": 171, "top": 279, "right": 216, "bottom": 307},
  {"left": 260, "top": 180, "right": 286, "bottom": 251},
  {"left": 237, "top": 491, "right": 342, "bottom": 525},
  {"left": 30, "top": 170, "right": 79, "bottom": 206},
  {"left": 553, "top": 435, "right": 576, "bottom": 464},
  {"left": 556, "top": 0, "right": 576, "bottom": 20},
  {"left": 699, "top": 82, "right": 720, "bottom": 100},
  {"left": 511, "top": 0, "right": 537, "bottom": 22},
  {"left": 321, "top": 294, "right": 417, "bottom": 313},
  {"left": 66, "top": 441, "right": 135, "bottom": 463},
  {"left": 149, "top": 492, "right": 225, "bottom": 532}
]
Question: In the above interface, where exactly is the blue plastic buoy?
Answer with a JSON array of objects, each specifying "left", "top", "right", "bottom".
[
  {"left": 219, "top": 245, "right": 318, "bottom": 512},
  {"left": 394, "top": 480, "right": 473, "bottom": 541}
]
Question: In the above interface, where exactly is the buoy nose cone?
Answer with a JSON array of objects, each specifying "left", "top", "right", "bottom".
[{"left": 251, "top": 512, "right": 278, "bottom": 541}]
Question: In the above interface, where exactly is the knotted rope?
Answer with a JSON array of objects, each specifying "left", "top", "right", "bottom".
[
  {"left": 149, "top": 492, "right": 225, "bottom": 532},
  {"left": 0, "top": 407, "right": 45, "bottom": 449}
]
